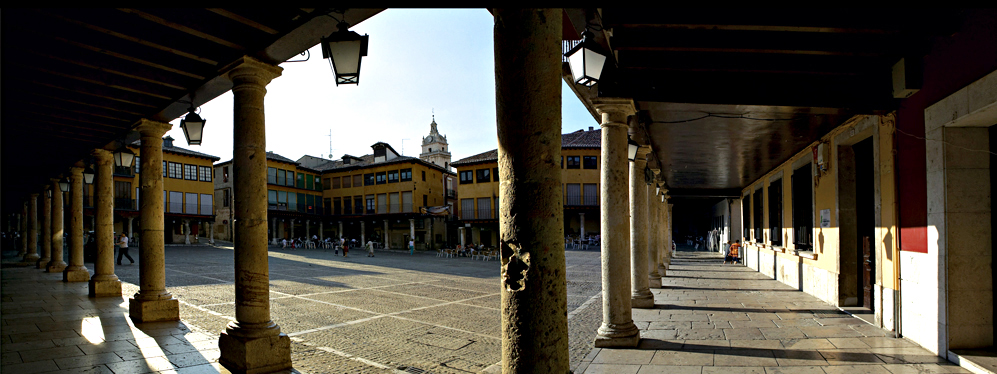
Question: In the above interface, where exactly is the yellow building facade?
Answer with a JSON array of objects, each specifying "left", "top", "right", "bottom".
[{"left": 453, "top": 127, "right": 602, "bottom": 246}]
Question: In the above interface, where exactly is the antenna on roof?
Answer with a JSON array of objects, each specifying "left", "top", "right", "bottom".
[
  {"left": 328, "top": 129, "right": 334, "bottom": 159},
  {"left": 401, "top": 138, "right": 410, "bottom": 156}
]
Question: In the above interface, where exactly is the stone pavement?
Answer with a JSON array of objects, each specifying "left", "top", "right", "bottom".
[
  {"left": 577, "top": 249, "right": 968, "bottom": 374},
  {"left": 1, "top": 244, "right": 606, "bottom": 373}
]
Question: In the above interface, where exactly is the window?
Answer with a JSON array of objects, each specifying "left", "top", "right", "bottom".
[
  {"left": 561, "top": 157, "right": 564, "bottom": 168},
  {"left": 459, "top": 170, "right": 473, "bottom": 184},
  {"left": 401, "top": 191, "right": 412, "bottom": 213},
  {"left": 364, "top": 173, "right": 375, "bottom": 186},
  {"left": 224, "top": 166, "right": 230, "bottom": 182},
  {"left": 332, "top": 177, "right": 341, "bottom": 189},
  {"left": 326, "top": 197, "right": 333, "bottom": 214},
  {"left": 333, "top": 197, "right": 341, "bottom": 215},
  {"left": 366, "top": 195, "right": 375, "bottom": 213},
  {"left": 297, "top": 173, "right": 304, "bottom": 188},
  {"left": 583, "top": 156, "right": 597, "bottom": 169},
  {"left": 566, "top": 184, "right": 581, "bottom": 205},
  {"left": 168, "top": 162, "right": 182, "bottom": 179},
  {"left": 352, "top": 175, "right": 361, "bottom": 187},
  {"left": 476, "top": 168, "right": 491, "bottom": 183},
  {"left": 387, "top": 170, "right": 399, "bottom": 183},
  {"left": 493, "top": 167, "right": 499, "bottom": 181},
  {"left": 423, "top": 194, "right": 428, "bottom": 207},
  {"left": 461, "top": 198, "right": 474, "bottom": 219},
  {"left": 200, "top": 194, "right": 212, "bottom": 215},
  {"left": 297, "top": 193, "right": 306, "bottom": 212},
  {"left": 306, "top": 194, "right": 315, "bottom": 213},
  {"left": 223, "top": 189, "right": 230, "bottom": 207},
  {"left": 314, "top": 177, "right": 322, "bottom": 191},
  {"left": 163, "top": 161, "right": 167, "bottom": 177},
  {"left": 268, "top": 167, "right": 277, "bottom": 184},
  {"left": 583, "top": 183, "right": 598, "bottom": 205},
  {"left": 325, "top": 178, "right": 333, "bottom": 190},
  {"left": 135, "top": 157, "right": 140, "bottom": 174},
  {"left": 792, "top": 164, "right": 814, "bottom": 251},
  {"left": 278, "top": 191, "right": 287, "bottom": 209},
  {"left": 401, "top": 168, "right": 412, "bottom": 182},
  {"left": 753, "top": 188, "right": 763, "bottom": 242},
  {"left": 277, "top": 169, "right": 285, "bottom": 185},
  {"left": 375, "top": 172, "right": 386, "bottom": 184},
  {"left": 306, "top": 174, "right": 314, "bottom": 190},
  {"left": 422, "top": 171, "right": 426, "bottom": 181},
  {"left": 566, "top": 156, "right": 580, "bottom": 169},
  {"left": 742, "top": 193, "right": 751, "bottom": 240},
  {"left": 377, "top": 194, "right": 387, "bottom": 213},
  {"left": 389, "top": 192, "right": 400, "bottom": 213},
  {"left": 354, "top": 196, "right": 363, "bottom": 214},
  {"left": 769, "top": 181, "right": 783, "bottom": 246},
  {"left": 199, "top": 166, "right": 212, "bottom": 182},
  {"left": 169, "top": 191, "right": 183, "bottom": 213},
  {"left": 183, "top": 164, "right": 197, "bottom": 180},
  {"left": 268, "top": 190, "right": 277, "bottom": 205},
  {"left": 477, "top": 197, "right": 492, "bottom": 219},
  {"left": 288, "top": 192, "right": 297, "bottom": 211},
  {"left": 286, "top": 171, "right": 295, "bottom": 187}
]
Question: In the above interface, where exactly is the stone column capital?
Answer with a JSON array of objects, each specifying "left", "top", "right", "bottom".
[
  {"left": 30, "top": 192, "right": 39, "bottom": 198},
  {"left": 69, "top": 166, "right": 84, "bottom": 177},
  {"left": 91, "top": 148, "right": 113, "bottom": 165},
  {"left": 634, "top": 145, "right": 651, "bottom": 161},
  {"left": 135, "top": 119, "right": 173, "bottom": 139},
  {"left": 592, "top": 98, "right": 635, "bottom": 128},
  {"left": 228, "top": 56, "right": 283, "bottom": 87}
]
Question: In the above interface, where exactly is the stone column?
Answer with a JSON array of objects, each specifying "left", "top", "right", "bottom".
[
  {"left": 360, "top": 221, "right": 365, "bottom": 245},
  {"left": 47, "top": 179, "right": 68, "bottom": 273},
  {"left": 90, "top": 149, "right": 120, "bottom": 296},
  {"left": 129, "top": 119, "right": 179, "bottom": 322},
  {"left": 409, "top": 218, "right": 415, "bottom": 249},
  {"left": 19, "top": 202, "right": 27, "bottom": 257},
  {"left": 289, "top": 219, "right": 295, "bottom": 239},
  {"left": 459, "top": 227, "right": 466, "bottom": 247},
  {"left": 493, "top": 9, "right": 569, "bottom": 372},
  {"left": 648, "top": 177, "right": 661, "bottom": 288},
  {"left": 319, "top": 221, "right": 324, "bottom": 240},
  {"left": 666, "top": 203, "right": 674, "bottom": 267},
  {"left": 23, "top": 196, "right": 39, "bottom": 263},
  {"left": 630, "top": 146, "right": 653, "bottom": 308},
  {"left": 65, "top": 166, "right": 90, "bottom": 282},
  {"left": 38, "top": 186, "right": 52, "bottom": 269},
  {"left": 127, "top": 217, "right": 135, "bottom": 243},
  {"left": 383, "top": 220, "right": 389, "bottom": 249},
  {"left": 593, "top": 98, "right": 640, "bottom": 347},
  {"left": 218, "top": 57, "right": 290, "bottom": 373},
  {"left": 338, "top": 221, "right": 343, "bottom": 239},
  {"left": 271, "top": 218, "right": 277, "bottom": 242},
  {"left": 207, "top": 222, "right": 214, "bottom": 244},
  {"left": 305, "top": 220, "right": 310, "bottom": 241},
  {"left": 579, "top": 212, "right": 586, "bottom": 240},
  {"left": 183, "top": 220, "right": 191, "bottom": 245}
]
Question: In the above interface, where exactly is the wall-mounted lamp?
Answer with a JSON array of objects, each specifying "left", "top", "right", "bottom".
[{"left": 564, "top": 28, "right": 607, "bottom": 88}]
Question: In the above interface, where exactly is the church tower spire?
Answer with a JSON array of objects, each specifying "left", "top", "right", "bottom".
[{"left": 420, "top": 115, "right": 451, "bottom": 171}]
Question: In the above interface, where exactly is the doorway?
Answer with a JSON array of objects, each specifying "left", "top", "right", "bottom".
[{"left": 838, "top": 137, "right": 875, "bottom": 309}]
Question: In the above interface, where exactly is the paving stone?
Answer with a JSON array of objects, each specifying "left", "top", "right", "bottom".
[
  {"left": 649, "top": 350, "right": 714, "bottom": 366},
  {"left": 712, "top": 349, "right": 777, "bottom": 367},
  {"left": 703, "top": 367, "right": 765, "bottom": 374},
  {"left": 635, "top": 364, "right": 704, "bottom": 374},
  {"left": 593, "top": 349, "right": 656, "bottom": 365}
]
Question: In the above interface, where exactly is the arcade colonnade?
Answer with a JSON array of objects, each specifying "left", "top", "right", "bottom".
[{"left": 13, "top": 10, "right": 675, "bottom": 374}]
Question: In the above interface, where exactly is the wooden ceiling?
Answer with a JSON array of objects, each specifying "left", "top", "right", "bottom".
[
  {"left": 1, "top": 8, "right": 382, "bottom": 212},
  {"left": 564, "top": 8, "right": 965, "bottom": 199}
]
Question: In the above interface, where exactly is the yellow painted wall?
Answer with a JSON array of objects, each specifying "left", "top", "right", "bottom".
[
  {"left": 322, "top": 161, "right": 449, "bottom": 213},
  {"left": 740, "top": 114, "right": 898, "bottom": 290},
  {"left": 454, "top": 161, "right": 499, "bottom": 218}
]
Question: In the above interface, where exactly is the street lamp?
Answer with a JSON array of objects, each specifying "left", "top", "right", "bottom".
[
  {"left": 113, "top": 146, "right": 135, "bottom": 168},
  {"left": 321, "top": 20, "right": 369, "bottom": 85},
  {"left": 83, "top": 166, "right": 95, "bottom": 185},
  {"left": 59, "top": 178, "right": 70, "bottom": 192},
  {"left": 564, "top": 28, "right": 607, "bottom": 87},
  {"left": 628, "top": 136, "right": 639, "bottom": 161},
  {"left": 180, "top": 104, "right": 205, "bottom": 146}
]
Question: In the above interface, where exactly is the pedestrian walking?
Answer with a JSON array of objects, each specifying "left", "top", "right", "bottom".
[
  {"left": 409, "top": 239, "right": 415, "bottom": 255},
  {"left": 366, "top": 240, "right": 375, "bottom": 257},
  {"left": 343, "top": 238, "right": 349, "bottom": 257},
  {"left": 117, "top": 233, "right": 134, "bottom": 265}
]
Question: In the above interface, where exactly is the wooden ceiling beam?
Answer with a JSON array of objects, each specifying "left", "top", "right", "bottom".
[
  {"left": 118, "top": 8, "right": 247, "bottom": 51},
  {"left": 208, "top": 9, "right": 280, "bottom": 34},
  {"left": 12, "top": 99, "right": 135, "bottom": 123},
  {"left": 23, "top": 79, "right": 162, "bottom": 109},
  {"left": 14, "top": 62, "right": 175, "bottom": 100}
]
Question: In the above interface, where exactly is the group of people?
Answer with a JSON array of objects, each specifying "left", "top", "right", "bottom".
[{"left": 723, "top": 240, "right": 741, "bottom": 265}]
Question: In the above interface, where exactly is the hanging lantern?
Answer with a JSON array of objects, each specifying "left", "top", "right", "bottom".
[
  {"left": 564, "top": 28, "right": 607, "bottom": 87},
  {"left": 83, "top": 166, "right": 95, "bottom": 184},
  {"left": 113, "top": 146, "right": 135, "bottom": 168},
  {"left": 321, "top": 20, "right": 369, "bottom": 85},
  {"left": 180, "top": 105, "right": 205, "bottom": 146}
]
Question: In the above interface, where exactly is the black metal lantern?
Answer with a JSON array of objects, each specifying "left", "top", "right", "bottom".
[
  {"left": 83, "top": 166, "right": 95, "bottom": 185},
  {"left": 564, "top": 28, "right": 607, "bottom": 87},
  {"left": 180, "top": 105, "right": 205, "bottom": 146},
  {"left": 321, "top": 20, "right": 369, "bottom": 85},
  {"left": 58, "top": 178, "right": 70, "bottom": 192},
  {"left": 113, "top": 146, "right": 135, "bottom": 168},
  {"left": 628, "top": 136, "right": 639, "bottom": 161}
]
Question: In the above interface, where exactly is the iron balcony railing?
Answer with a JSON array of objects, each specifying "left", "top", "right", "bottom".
[
  {"left": 583, "top": 195, "right": 598, "bottom": 206},
  {"left": 114, "top": 198, "right": 136, "bottom": 210},
  {"left": 477, "top": 208, "right": 493, "bottom": 219},
  {"left": 446, "top": 189, "right": 457, "bottom": 199},
  {"left": 461, "top": 208, "right": 475, "bottom": 220},
  {"left": 113, "top": 166, "right": 134, "bottom": 177},
  {"left": 168, "top": 202, "right": 183, "bottom": 213},
  {"left": 566, "top": 194, "right": 581, "bottom": 206},
  {"left": 199, "top": 204, "right": 212, "bottom": 215},
  {"left": 185, "top": 203, "right": 197, "bottom": 214},
  {"left": 377, "top": 204, "right": 387, "bottom": 214},
  {"left": 562, "top": 40, "right": 580, "bottom": 63}
]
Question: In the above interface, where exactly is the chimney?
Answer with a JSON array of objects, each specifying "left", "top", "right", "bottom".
[
  {"left": 163, "top": 136, "right": 174, "bottom": 148},
  {"left": 588, "top": 126, "right": 594, "bottom": 131}
]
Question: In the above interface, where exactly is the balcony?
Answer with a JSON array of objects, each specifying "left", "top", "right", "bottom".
[
  {"left": 461, "top": 208, "right": 475, "bottom": 220},
  {"left": 114, "top": 198, "right": 136, "bottom": 210},
  {"left": 199, "top": 204, "right": 212, "bottom": 215},
  {"left": 583, "top": 194, "right": 598, "bottom": 206},
  {"left": 566, "top": 194, "right": 598, "bottom": 207},
  {"left": 168, "top": 202, "right": 183, "bottom": 213},
  {"left": 113, "top": 166, "right": 134, "bottom": 177},
  {"left": 566, "top": 194, "right": 581, "bottom": 206},
  {"left": 185, "top": 203, "right": 197, "bottom": 214},
  {"left": 477, "top": 208, "right": 494, "bottom": 219},
  {"left": 446, "top": 189, "right": 457, "bottom": 199}
]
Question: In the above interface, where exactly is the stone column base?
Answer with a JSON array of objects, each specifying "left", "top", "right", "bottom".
[
  {"left": 63, "top": 267, "right": 90, "bottom": 282},
  {"left": 219, "top": 332, "right": 292, "bottom": 374},
  {"left": 21, "top": 254, "right": 40, "bottom": 265},
  {"left": 594, "top": 330, "right": 640, "bottom": 348},
  {"left": 46, "top": 263, "right": 67, "bottom": 273},
  {"left": 129, "top": 298, "right": 179, "bottom": 323},
  {"left": 36, "top": 257, "right": 50, "bottom": 269},
  {"left": 649, "top": 277, "right": 662, "bottom": 288},
  {"left": 632, "top": 293, "right": 655, "bottom": 309},
  {"left": 89, "top": 279, "right": 122, "bottom": 297}
]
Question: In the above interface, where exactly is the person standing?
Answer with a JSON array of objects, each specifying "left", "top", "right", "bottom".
[
  {"left": 366, "top": 240, "right": 374, "bottom": 257},
  {"left": 343, "top": 238, "right": 349, "bottom": 257},
  {"left": 409, "top": 239, "right": 415, "bottom": 255},
  {"left": 724, "top": 240, "right": 741, "bottom": 265},
  {"left": 117, "top": 233, "right": 134, "bottom": 265}
]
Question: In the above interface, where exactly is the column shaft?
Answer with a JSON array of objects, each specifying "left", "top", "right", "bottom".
[
  {"left": 409, "top": 218, "right": 415, "bottom": 252},
  {"left": 129, "top": 120, "right": 179, "bottom": 321},
  {"left": 219, "top": 57, "right": 290, "bottom": 373},
  {"left": 648, "top": 182, "right": 661, "bottom": 288},
  {"left": 90, "top": 149, "right": 121, "bottom": 296},
  {"left": 65, "top": 166, "right": 90, "bottom": 281},
  {"left": 19, "top": 202, "right": 27, "bottom": 257},
  {"left": 23, "top": 195, "right": 39, "bottom": 263},
  {"left": 360, "top": 221, "right": 365, "bottom": 245},
  {"left": 384, "top": 220, "right": 389, "bottom": 249},
  {"left": 494, "top": 8, "right": 569, "bottom": 372},
  {"left": 48, "top": 180, "right": 68, "bottom": 272},
  {"left": 630, "top": 148, "right": 652, "bottom": 308},
  {"left": 593, "top": 98, "right": 640, "bottom": 347},
  {"left": 38, "top": 187, "right": 52, "bottom": 268}
]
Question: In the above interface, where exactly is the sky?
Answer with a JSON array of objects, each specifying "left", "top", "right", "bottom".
[{"left": 163, "top": 8, "right": 598, "bottom": 164}]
